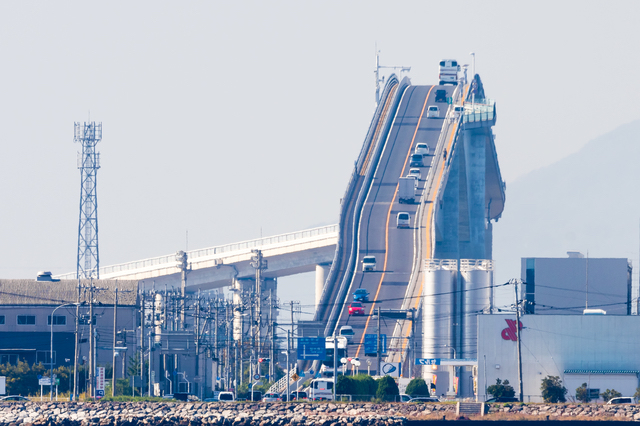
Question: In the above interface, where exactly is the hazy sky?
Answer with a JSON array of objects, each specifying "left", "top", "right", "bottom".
[{"left": 1, "top": 1, "right": 639, "bottom": 312}]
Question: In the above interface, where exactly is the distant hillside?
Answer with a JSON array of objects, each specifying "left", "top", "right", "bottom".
[{"left": 493, "top": 119, "right": 640, "bottom": 286}]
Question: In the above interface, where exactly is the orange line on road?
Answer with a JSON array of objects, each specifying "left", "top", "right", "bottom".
[{"left": 354, "top": 86, "right": 435, "bottom": 358}]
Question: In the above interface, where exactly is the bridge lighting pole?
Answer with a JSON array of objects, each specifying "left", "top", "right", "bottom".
[
  {"left": 469, "top": 52, "right": 475, "bottom": 78},
  {"left": 374, "top": 49, "right": 411, "bottom": 107}
]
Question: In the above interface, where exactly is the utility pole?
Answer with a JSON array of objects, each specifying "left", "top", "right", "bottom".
[
  {"left": 73, "top": 280, "right": 80, "bottom": 400},
  {"left": 514, "top": 279, "right": 524, "bottom": 402},
  {"left": 176, "top": 251, "right": 189, "bottom": 329},
  {"left": 140, "top": 289, "right": 145, "bottom": 397},
  {"left": 111, "top": 285, "right": 118, "bottom": 397},
  {"left": 88, "top": 280, "right": 95, "bottom": 399},
  {"left": 377, "top": 306, "right": 381, "bottom": 376},
  {"left": 250, "top": 249, "right": 267, "bottom": 357},
  {"left": 332, "top": 330, "right": 337, "bottom": 401},
  {"left": 195, "top": 291, "right": 201, "bottom": 398}
]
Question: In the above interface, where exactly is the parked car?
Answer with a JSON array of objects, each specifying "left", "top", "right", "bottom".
[
  {"left": 485, "top": 396, "right": 519, "bottom": 403},
  {"left": 217, "top": 391, "right": 235, "bottom": 402},
  {"left": 435, "top": 89, "right": 447, "bottom": 102},
  {"left": 0, "top": 395, "right": 30, "bottom": 401},
  {"left": 414, "top": 143, "right": 429, "bottom": 156},
  {"left": 409, "top": 153, "right": 424, "bottom": 167},
  {"left": 349, "top": 302, "right": 365, "bottom": 316},
  {"left": 339, "top": 325, "right": 355, "bottom": 343},
  {"left": 396, "top": 212, "right": 410, "bottom": 228},
  {"left": 353, "top": 288, "right": 370, "bottom": 302},
  {"left": 263, "top": 392, "right": 281, "bottom": 402},
  {"left": 607, "top": 397, "right": 634, "bottom": 404},
  {"left": 289, "top": 391, "right": 308, "bottom": 400},
  {"left": 362, "top": 255, "right": 376, "bottom": 272},
  {"left": 409, "top": 396, "right": 440, "bottom": 403},
  {"left": 426, "top": 105, "right": 440, "bottom": 118}
]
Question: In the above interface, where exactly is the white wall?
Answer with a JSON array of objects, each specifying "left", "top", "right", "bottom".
[{"left": 478, "top": 314, "right": 640, "bottom": 402}]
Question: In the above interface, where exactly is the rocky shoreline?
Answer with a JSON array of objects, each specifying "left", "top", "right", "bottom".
[{"left": 1, "top": 401, "right": 640, "bottom": 426}]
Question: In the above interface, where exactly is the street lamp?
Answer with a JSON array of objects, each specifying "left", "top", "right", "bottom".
[
  {"left": 444, "top": 345, "right": 457, "bottom": 359},
  {"left": 50, "top": 302, "right": 80, "bottom": 401},
  {"left": 469, "top": 52, "right": 475, "bottom": 78},
  {"left": 274, "top": 324, "right": 291, "bottom": 402}
]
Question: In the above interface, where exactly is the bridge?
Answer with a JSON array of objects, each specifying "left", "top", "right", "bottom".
[{"left": 56, "top": 69, "right": 505, "bottom": 392}]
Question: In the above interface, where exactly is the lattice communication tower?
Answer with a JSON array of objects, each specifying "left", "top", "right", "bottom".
[{"left": 74, "top": 122, "right": 102, "bottom": 279}]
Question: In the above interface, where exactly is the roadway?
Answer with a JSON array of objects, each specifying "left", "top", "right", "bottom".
[{"left": 334, "top": 84, "right": 456, "bottom": 372}]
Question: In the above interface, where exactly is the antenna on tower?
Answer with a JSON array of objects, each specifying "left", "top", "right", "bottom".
[{"left": 74, "top": 121, "right": 102, "bottom": 279}]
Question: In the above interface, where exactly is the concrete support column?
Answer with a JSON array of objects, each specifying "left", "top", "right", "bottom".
[
  {"left": 315, "top": 264, "right": 331, "bottom": 309},
  {"left": 462, "top": 128, "right": 487, "bottom": 259}
]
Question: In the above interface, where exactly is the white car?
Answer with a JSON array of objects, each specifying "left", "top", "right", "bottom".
[
  {"left": 409, "top": 168, "right": 421, "bottom": 180},
  {"left": 426, "top": 105, "right": 440, "bottom": 118},
  {"left": 415, "top": 143, "right": 429, "bottom": 156},
  {"left": 362, "top": 255, "right": 376, "bottom": 272},
  {"left": 217, "top": 391, "right": 235, "bottom": 402},
  {"left": 451, "top": 105, "right": 464, "bottom": 121},
  {"left": 396, "top": 212, "right": 410, "bottom": 228},
  {"left": 339, "top": 325, "right": 355, "bottom": 343}
]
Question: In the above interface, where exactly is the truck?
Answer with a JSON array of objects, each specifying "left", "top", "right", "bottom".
[
  {"left": 398, "top": 177, "right": 415, "bottom": 204},
  {"left": 305, "top": 377, "right": 335, "bottom": 401}
]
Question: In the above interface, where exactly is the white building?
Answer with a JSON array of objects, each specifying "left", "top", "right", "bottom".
[{"left": 477, "top": 314, "right": 640, "bottom": 402}]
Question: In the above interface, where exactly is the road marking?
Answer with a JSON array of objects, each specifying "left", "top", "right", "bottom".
[{"left": 354, "top": 86, "right": 435, "bottom": 358}]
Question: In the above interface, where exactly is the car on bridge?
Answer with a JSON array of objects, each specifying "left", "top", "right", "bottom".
[
  {"left": 396, "top": 212, "right": 410, "bottom": 228},
  {"left": 409, "top": 154, "right": 424, "bottom": 168},
  {"left": 435, "top": 89, "right": 447, "bottom": 102},
  {"left": 362, "top": 255, "right": 376, "bottom": 272},
  {"left": 353, "top": 288, "right": 370, "bottom": 302},
  {"left": 415, "top": 143, "right": 429, "bottom": 156},
  {"left": 409, "top": 168, "right": 421, "bottom": 180},
  {"left": 426, "top": 105, "right": 440, "bottom": 118},
  {"left": 339, "top": 325, "right": 355, "bottom": 343},
  {"left": 349, "top": 302, "right": 365, "bottom": 316}
]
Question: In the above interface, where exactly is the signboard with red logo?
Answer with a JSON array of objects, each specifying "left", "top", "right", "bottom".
[{"left": 501, "top": 319, "right": 523, "bottom": 341}]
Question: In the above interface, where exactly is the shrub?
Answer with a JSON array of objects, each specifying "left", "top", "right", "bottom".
[
  {"left": 601, "top": 389, "right": 622, "bottom": 402},
  {"left": 540, "top": 375, "right": 567, "bottom": 403},
  {"left": 487, "top": 378, "right": 515, "bottom": 399},
  {"left": 376, "top": 375, "right": 399, "bottom": 402},
  {"left": 405, "top": 378, "right": 430, "bottom": 397},
  {"left": 575, "top": 383, "right": 590, "bottom": 403}
]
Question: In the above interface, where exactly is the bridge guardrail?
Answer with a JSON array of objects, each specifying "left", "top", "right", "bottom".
[
  {"left": 55, "top": 224, "right": 339, "bottom": 280},
  {"left": 322, "top": 76, "right": 410, "bottom": 342}
]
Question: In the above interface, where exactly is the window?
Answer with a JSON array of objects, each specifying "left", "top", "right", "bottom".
[
  {"left": 0, "top": 315, "right": 5, "bottom": 325},
  {"left": 0, "top": 354, "right": 19, "bottom": 365},
  {"left": 48, "top": 315, "right": 66, "bottom": 325},
  {"left": 37, "top": 351, "right": 55, "bottom": 365},
  {"left": 17, "top": 315, "right": 35, "bottom": 325}
]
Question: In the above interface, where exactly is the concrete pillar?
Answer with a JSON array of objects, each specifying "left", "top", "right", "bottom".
[
  {"left": 435, "top": 142, "right": 461, "bottom": 259},
  {"left": 315, "top": 264, "right": 331, "bottom": 309},
  {"left": 462, "top": 128, "right": 487, "bottom": 259}
]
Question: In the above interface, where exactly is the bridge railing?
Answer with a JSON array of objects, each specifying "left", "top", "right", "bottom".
[
  {"left": 463, "top": 98, "right": 495, "bottom": 123},
  {"left": 55, "top": 224, "right": 339, "bottom": 280}
]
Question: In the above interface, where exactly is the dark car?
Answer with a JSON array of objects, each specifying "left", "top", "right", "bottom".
[
  {"left": 353, "top": 288, "right": 369, "bottom": 302},
  {"left": 289, "top": 391, "right": 308, "bottom": 400},
  {"left": 485, "top": 397, "right": 519, "bottom": 403},
  {"left": 409, "top": 153, "right": 424, "bottom": 168},
  {"left": 435, "top": 89, "right": 447, "bottom": 102},
  {"left": 408, "top": 397, "right": 440, "bottom": 403},
  {"left": 0, "top": 395, "right": 30, "bottom": 402}
]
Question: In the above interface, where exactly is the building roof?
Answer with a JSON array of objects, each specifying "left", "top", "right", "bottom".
[
  {"left": 565, "top": 369, "right": 640, "bottom": 374},
  {"left": 0, "top": 279, "right": 139, "bottom": 306}
]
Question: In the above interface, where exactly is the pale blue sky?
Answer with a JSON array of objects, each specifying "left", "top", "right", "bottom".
[{"left": 1, "top": 1, "right": 639, "bottom": 312}]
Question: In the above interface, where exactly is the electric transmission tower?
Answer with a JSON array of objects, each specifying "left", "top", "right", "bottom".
[{"left": 75, "top": 121, "right": 102, "bottom": 279}]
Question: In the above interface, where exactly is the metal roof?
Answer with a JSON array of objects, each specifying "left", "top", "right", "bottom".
[{"left": 0, "top": 279, "right": 139, "bottom": 306}]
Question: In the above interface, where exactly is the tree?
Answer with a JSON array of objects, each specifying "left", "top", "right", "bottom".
[
  {"left": 336, "top": 375, "right": 354, "bottom": 395},
  {"left": 405, "top": 378, "right": 430, "bottom": 397},
  {"left": 376, "top": 375, "right": 399, "bottom": 402},
  {"left": 575, "top": 383, "right": 590, "bottom": 403},
  {"left": 540, "top": 375, "right": 567, "bottom": 403},
  {"left": 487, "top": 378, "right": 516, "bottom": 399},
  {"left": 601, "top": 389, "right": 622, "bottom": 402}
]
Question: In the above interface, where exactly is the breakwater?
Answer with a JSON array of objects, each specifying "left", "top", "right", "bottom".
[{"left": 2, "top": 401, "right": 640, "bottom": 426}]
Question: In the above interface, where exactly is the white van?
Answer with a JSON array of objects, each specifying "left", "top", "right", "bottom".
[
  {"left": 396, "top": 212, "right": 410, "bottom": 228},
  {"left": 362, "top": 255, "right": 376, "bottom": 272},
  {"left": 451, "top": 105, "right": 464, "bottom": 121},
  {"left": 438, "top": 59, "right": 460, "bottom": 85},
  {"left": 426, "top": 105, "right": 440, "bottom": 118}
]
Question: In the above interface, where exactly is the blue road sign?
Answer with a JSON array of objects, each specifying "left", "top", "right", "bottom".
[
  {"left": 415, "top": 358, "right": 440, "bottom": 366},
  {"left": 364, "top": 334, "right": 387, "bottom": 355},
  {"left": 297, "top": 337, "right": 325, "bottom": 360}
]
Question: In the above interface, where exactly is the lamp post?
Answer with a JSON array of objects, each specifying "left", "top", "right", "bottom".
[
  {"left": 444, "top": 345, "right": 457, "bottom": 359},
  {"left": 469, "top": 52, "right": 475, "bottom": 79},
  {"left": 273, "top": 324, "right": 291, "bottom": 402},
  {"left": 50, "top": 302, "right": 79, "bottom": 401}
]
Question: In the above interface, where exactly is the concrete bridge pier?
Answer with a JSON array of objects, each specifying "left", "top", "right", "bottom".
[{"left": 315, "top": 264, "right": 331, "bottom": 309}]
